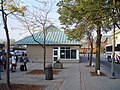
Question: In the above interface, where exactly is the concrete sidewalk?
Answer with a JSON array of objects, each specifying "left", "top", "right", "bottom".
[
  {"left": 0, "top": 63, "right": 63, "bottom": 90},
  {"left": 59, "top": 56, "right": 120, "bottom": 90},
  {"left": 59, "top": 63, "right": 81, "bottom": 90},
  {"left": 0, "top": 56, "right": 120, "bottom": 90},
  {"left": 80, "top": 56, "right": 120, "bottom": 90}
]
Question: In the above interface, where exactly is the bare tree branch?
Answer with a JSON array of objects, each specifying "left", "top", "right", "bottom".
[{"left": 13, "top": 14, "right": 44, "bottom": 48}]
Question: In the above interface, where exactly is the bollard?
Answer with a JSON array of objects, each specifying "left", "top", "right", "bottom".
[{"left": 45, "top": 64, "right": 53, "bottom": 80}]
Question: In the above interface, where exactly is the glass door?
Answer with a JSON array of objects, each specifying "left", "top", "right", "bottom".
[{"left": 53, "top": 49, "right": 58, "bottom": 62}]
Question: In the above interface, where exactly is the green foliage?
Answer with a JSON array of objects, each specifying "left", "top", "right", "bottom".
[
  {"left": 65, "top": 23, "right": 87, "bottom": 40},
  {"left": 57, "top": 0, "right": 120, "bottom": 36},
  {"left": 56, "top": 60, "right": 60, "bottom": 63},
  {"left": 55, "top": 59, "right": 62, "bottom": 63},
  {"left": 0, "top": 0, "right": 27, "bottom": 87},
  {"left": 2, "top": 0, "right": 27, "bottom": 16},
  {"left": 57, "top": 0, "right": 120, "bottom": 72}
]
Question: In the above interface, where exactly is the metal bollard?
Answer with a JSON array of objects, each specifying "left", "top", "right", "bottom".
[{"left": 45, "top": 64, "right": 53, "bottom": 80}]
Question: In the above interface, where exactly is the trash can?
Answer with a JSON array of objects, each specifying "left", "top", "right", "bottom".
[{"left": 45, "top": 64, "right": 53, "bottom": 80}]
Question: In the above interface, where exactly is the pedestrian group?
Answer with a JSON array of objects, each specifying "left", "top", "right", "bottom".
[{"left": 0, "top": 51, "right": 28, "bottom": 80}]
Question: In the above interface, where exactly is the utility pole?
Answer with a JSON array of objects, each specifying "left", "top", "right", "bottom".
[{"left": 110, "top": 23, "right": 116, "bottom": 79}]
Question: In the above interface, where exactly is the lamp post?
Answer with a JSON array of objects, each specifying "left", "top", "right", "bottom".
[{"left": 110, "top": 23, "right": 116, "bottom": 79}]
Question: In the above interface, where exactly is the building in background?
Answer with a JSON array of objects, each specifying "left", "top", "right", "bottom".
[
  {"left": 16, "top": 25, "right": 82, "bottom": 63},
  {"left": 111, "top": 29, "right": 120, "bottom": 45},
  {"left": 80, "top": 35, "right": 111, "bottom": 54}
]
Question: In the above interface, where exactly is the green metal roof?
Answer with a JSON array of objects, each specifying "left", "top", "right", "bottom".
[
  {"left": 46, "top": 25, "right": 60, "bottom": 32},
  {"left": 16, "top": 31, "right": 81, "bottom": 45},
  {"left": 16, "top": 25, "right": 81, "bottom": 45}
]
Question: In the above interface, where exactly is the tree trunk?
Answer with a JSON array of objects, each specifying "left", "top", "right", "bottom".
[
  {"left": 5, "top": 23, "right": 10, "bottom": 87},
  {"left": 1, "top": 0, "right": 10, "bottom": 87},
  {"left": 43, "top": 28, "right": 46, "bottom": 71},
  {"left": 95, "top": 27, "right": 102, "bottom": 74},
  {"left": 84, "top": 47, "right": 85, "bottom": 57},
  {"left": 88, "top": 45, "right": 89, "bottom": 60},
  {"left": 44, "top": 45, "right": 46, "bottom": 71},
  {"left": 89, "top": 42, "right": 93, "bottom": 66}
]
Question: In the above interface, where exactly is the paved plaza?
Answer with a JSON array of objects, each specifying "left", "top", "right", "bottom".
[{"left": 0, "top": 56, "right": 120, "bottom": 90}]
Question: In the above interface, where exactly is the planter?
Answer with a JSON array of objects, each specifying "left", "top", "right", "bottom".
[{"left": 53, "top": 62, "right": 63, "bottom": 69}]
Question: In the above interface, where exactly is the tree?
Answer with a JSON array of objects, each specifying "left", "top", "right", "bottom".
[
  {"left": 0, "top": 0, "right": 26, "bottom": 87},
  {"left": 107, "top": 0, "right": 120, "bottom": 28},
  {"left": 86, "top": 30, "right": 94, "bottom": 66},
  {"left": 16, "top": 0, "right": 55, "bottom": 70},
  {"left": 57, "top": 0, "right": 120, "bottom": 74},
  {"left": 65, "top": 18, "right": 94, "bottom": 66}
]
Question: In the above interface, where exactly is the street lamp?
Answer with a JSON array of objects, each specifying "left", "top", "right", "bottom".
[{"left": 110, "top": 23, "right": 116, "bottom": 79}]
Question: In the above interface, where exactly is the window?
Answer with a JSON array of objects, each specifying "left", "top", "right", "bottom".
[
  {"left": 106, "top": 46, "right": 112, "bottom": 51},
  {"left": 54, "top": 57, "right": 57, "bottom": 61},
  {"left": 53, "top": 47, "right": 58, "bottom": 61},
  {"left": 54, "top": 50, "right": 58, "bottom": 55},
  {"left": 66, "top": 47, "right": 70, "bottom": 49},
  {"left": 71, "top": 50, "right": 76, "bottom": 59},
  {"left": 60, "top": 47, "right": 65, "bottom": 49},
  {"left": 66, "top": 50, "right": 70, "bottom": 59},
  {"left": 53, "top": 47, "right": 58, "bottom": 49},
  {"left": 60, "top": 47, "right": 76, "bottom": 59},
  {"left": 60, "top": 50, "right": 65, "bottom": 58}
]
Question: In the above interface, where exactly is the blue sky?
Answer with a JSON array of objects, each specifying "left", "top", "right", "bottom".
[
  {"left": 0, "top": 0, "right": 61, "bottom": 41},
  {"left": 0, "top": 0, "right": 113, "bottom": 41}
]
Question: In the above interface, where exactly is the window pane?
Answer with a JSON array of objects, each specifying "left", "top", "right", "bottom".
[
  {"left": 117, "top": 44, "right": 120, "bottom": 51},
  {"left": 66, "top": 47, "right": 70, "bottom": 49},
  {"left": 106, "top": 46, "right": 112, "bottom": 51},
  {"left": 54, "top": 57, "right": 57, "bottom": 61},
  {"left": 53, "top": 47, "right": 58, "bottom": 49},
  {"left": 66, "top": 50, "right": 70, "bottom": 59},
  {"left": 71, "top": 50, "right": 76, "bottom": 59},
  {"left": 60, "top": 50, "right": 65, "bottom": 59},
  {"left": 54, "top": 51, "right": 58, "bottom": 55},
  {"left": 60, "top": 47, "right": 65, "bottom": 49}
]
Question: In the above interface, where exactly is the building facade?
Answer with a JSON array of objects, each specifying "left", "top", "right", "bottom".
[{"left": 16, "top": 25, "right": 81, "bottom": 63}]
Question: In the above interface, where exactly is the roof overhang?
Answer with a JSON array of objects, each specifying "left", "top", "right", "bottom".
[{"left": 17, "top": 43, "right": 82, "bottom": 47}]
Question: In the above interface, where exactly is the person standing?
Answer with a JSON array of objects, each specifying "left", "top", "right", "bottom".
[
  {"left": 11, "top": 55, "right": 17, "bottom": 72},
  {"left": 23, "top": 54, "right": 28, "bottom": 71},
  {"left": 0, "top": 54, "right": 2, "bottom": 80},
  {"left": 0, "top": 54, "right": 4, "bottom": 71},
  {"left": 3, "top": 53, "right": 7, "bottom": 70},
  {"left": 15, "top": 55, "right": 18, "bottom": 62},
  {"left": 9, "top": 55, "right": 12, "bottom": 71}
]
